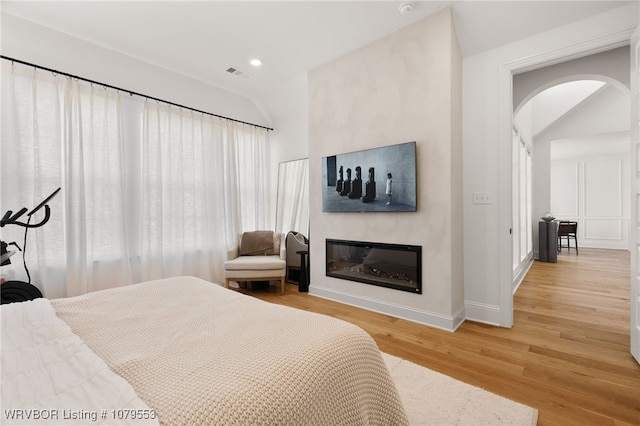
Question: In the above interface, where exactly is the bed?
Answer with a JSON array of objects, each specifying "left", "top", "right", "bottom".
[{"left": 2, "top": 276, "right": 409, "bottom": 425}]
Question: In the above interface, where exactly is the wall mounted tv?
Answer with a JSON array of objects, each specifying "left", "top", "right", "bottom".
[{"left": 322, "top": 141, "right": 416, "bottom": 212}]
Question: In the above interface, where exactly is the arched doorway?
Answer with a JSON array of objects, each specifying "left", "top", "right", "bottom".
[
  {"left": 503, "top": 46, "right": 640, "bottom": 357},
  {"left": 512, "top": 75, "right": 630, "bottom": 276}
]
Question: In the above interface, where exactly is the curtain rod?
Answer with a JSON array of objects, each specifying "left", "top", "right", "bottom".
[{"left": 1, "top": 55, "right": 274, "bottom": 132}]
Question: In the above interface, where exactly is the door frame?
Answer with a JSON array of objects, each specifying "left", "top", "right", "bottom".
[
  {"left": 630, "top": 25, "right": 639, "bottom": 363},
  {"left": 498, "top": 30, "right": 636, "bottom": 329}
]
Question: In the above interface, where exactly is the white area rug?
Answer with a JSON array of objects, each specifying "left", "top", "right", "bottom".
[{"left": 382, "top": 353, "right": 538, "bottom": 426}]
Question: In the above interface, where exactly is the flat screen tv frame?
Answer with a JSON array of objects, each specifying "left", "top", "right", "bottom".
[{"left": 322, "top": 141, "right": 417, "bottom": 213}]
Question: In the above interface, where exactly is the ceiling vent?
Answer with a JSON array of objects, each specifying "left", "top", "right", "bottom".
[{"left": 226, "top": 66, "right": 252, "bottom": 79}]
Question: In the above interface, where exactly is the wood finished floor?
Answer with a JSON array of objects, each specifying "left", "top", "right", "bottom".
[{"left": 242, "top": 248, "right": 640, "bottom": 425}]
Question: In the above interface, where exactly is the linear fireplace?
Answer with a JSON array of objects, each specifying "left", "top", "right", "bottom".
[{"left": 326, "top": 239, "right": 421, "bottom": 293}]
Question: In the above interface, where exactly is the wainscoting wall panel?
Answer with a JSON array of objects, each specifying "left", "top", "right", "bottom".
[
  {"left": 584, "top": 158, "right": 622, "bottom": 216},
  {"left": 551, "top": 153, "right": 629, "bottom": 250},
  {"left": 583, "top": 218, "right": 622, "bottom": 240},
  {"left": 550, "top": 162, "right": 579, "bottom": 217}
]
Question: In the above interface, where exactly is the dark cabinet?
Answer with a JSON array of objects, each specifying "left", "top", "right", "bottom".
[{"left": 538, "top": 221, "right": 557, "bottom": 263}]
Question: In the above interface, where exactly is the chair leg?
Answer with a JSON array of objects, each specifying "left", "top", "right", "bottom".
[
  {"left": 280, "top": 277, "right": 285, "bottom": 295},
  {"left": 225, "top": 278, "right": 230, "bottom": 288}
]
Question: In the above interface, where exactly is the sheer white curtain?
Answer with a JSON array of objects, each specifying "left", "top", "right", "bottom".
[
  {"left": 1, "top": 62, "right": 131, "bottom": 297},
  {"left": 275, "top": 158, "right": 309, "bottom": 237},
  {"left": 1, "top": 62, "right": 270, "bottom": 297},
  {"left": 225, "top": 122, "right": 270, "bottom": 233},
  {"left": 138, "top": 101, "right": 269, "bottom": 284}
]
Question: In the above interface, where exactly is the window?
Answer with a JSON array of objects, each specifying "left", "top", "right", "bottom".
[{"left": 1, "top": 62, "right": 269, "bottom": 296}]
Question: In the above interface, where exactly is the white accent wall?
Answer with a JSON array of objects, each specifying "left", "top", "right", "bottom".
[{"left": 308, "top": 9, "right": 465, "bottom": 331}]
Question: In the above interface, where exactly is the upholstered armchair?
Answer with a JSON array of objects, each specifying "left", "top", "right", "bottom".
[
  {"left": 285, "top": 231, "right": 308, "bottom": 284},
  {"left": 224, "top": 231, "right": 287, "bottom": 294}
]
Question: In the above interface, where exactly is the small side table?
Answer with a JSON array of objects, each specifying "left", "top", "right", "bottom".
[{"left": 296, "top": 250, "right": 309, "bottom": 292}]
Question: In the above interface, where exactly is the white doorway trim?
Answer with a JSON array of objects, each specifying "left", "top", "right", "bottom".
[
  {"left": 498, "top": 29, "right": 635, "bottom": 328},
  {"left": 630, "top": 25, "right": 639, "bottom": 364}
]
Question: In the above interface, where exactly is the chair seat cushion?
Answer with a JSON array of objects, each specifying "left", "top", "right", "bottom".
[{"left": 224, "top": 255, "right": 286, "bottom": 271}]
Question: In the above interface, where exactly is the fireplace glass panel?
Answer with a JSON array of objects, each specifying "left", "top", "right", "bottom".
[{"left": 326, "top": 239, "right": 421, "bottom": 293}]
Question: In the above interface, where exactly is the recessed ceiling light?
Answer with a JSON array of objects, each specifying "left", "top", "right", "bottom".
[{"left": 250, "top": 58, "right": 262, "bottom": 67}]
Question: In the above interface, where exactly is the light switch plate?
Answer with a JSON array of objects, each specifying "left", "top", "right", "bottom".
[{"left": 473, "top": 192, "right": 492, "bottom": 205}]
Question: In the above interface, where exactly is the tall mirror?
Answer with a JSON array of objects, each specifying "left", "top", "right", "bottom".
[{"left": 275, "top": 158, "right": 309, "bottom": 237}]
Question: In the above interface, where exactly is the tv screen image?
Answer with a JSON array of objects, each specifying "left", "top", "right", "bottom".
[{"left": 322, "top": 141, "right": 416, "bottom": 212}]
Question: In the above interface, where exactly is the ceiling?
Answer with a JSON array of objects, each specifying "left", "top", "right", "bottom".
[
  {"left": 529, "top": 80, "right": 606, "bottom": 137},
  {"left": 1, "top": 1, "right": 635, "bottom": 101}
]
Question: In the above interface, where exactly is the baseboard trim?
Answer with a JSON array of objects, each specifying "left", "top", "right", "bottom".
[
  {"left": 464, "top": 300, "right": 502, "bottom": 326},
  {"left": 513, "top": 256, "right": 534, "bottom": 294},
  {"left": 309, "top": 286, "right": 463, "bottom": 332}
]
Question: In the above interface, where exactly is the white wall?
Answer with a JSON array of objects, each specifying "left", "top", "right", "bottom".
[
  {"left": 257, "top": 73, "right": 310, "bottom": 230},
  {"left": 463, "top": 3, "right": 638, "bottom": 326},
  {"left": 1, "top": 13, "right": 270, "bottom": 129},
  {"left": 308, "top": 9, "right": 464, "bottom": 331}
]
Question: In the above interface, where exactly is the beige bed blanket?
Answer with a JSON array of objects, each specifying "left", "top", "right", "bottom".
[{"left": 51, "top": 276, "right": 408, "bottom": 426}]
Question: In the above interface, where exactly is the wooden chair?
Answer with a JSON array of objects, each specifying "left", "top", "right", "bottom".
[{"left": 557, "top": 221, "right": 578, "bottom": 254}]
